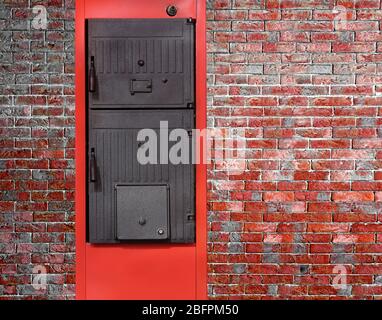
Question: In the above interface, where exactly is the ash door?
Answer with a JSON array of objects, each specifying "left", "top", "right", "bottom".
[{"left": 87, "top": 19, "right": 195, "bottom": 243}]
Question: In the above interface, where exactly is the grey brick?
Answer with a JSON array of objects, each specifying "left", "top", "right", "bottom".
[
  {"left": 309, "top": 64, "right": 332, "bottom": 74},
  {"left": 263, "top": 253, "right": 279, "bottom": 263},
  {"left": 228, "top": 242, "right": 244, "bottom": 253},
  {"left": 337, "top": 285, "right": 352, "bottom": 296},
  {"left": 229, "top": 233, "right": 241, "bottom": 242},
  {"left": 331, "top": 254, "right": 354, "bottom": 264},
  {"left": 18, "top": 285, "right": 46, "bottom": 295},
  {"left": 268, "top": 285, "right": 278, "bottom": 296},
  {"left": 233, "top": 264, "right": 246, "bottom": 274},
  {"left": 221, "top": 222, "right": 242, "bottom": 232}
]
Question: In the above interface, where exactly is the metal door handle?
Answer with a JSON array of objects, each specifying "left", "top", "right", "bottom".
[
  {"left": 89, "top": 56, "right": 96, "bottom": 92},
  {"left": 90, "top": 148, "right": 96, "bottom": 182}
]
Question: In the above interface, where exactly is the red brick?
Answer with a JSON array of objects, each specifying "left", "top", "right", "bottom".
[
  {"left": 332, "top": 42, "right": 375, "bottom": 53},
  {"left": 214, "top": 32, "right": 246, "bottom": 43},
  {"left": 311, "top": 97, "right": 353, "bottom": 106},
  {"left": 308, "top": 286, "right": 338, "bottom": 295},
  {"left": 333, "top": 192, "right": 374, "bottom": 202},
  {"left": 333, "top": 234, "right": 374, "bottom": 243},
  {"left": 263, "top": 192, "right": 295, "bottom": 202}
]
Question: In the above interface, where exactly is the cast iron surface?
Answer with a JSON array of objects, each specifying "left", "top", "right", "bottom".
[
  {"left": 87, "top": 19, "right": 195, "bottom": 243},
  {"left": 87, "top": 19, "right": 195, "bottom": 108}
]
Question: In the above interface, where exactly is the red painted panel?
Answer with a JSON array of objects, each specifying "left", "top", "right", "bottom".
[
  {"left": 75, "top": 0, "right": 86, "bottom": 300},
  {"left": 76, "top": 0, "right": 206, "bottom": 300},
  {"left": 86, "top": 245, "right": 196, "bottom": 300},
  {"left": 85, "top": 0, "right": 196, "bottom": 19}
]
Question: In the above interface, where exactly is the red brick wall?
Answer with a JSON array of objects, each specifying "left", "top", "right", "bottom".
[
  {"left": 1, "top": 0, "right": 382, "bottom": 299},
  {"left": 0, "top": 0, "right": 75, "bottom": 299},
  {"left": 207, "top": 0, "right": 382, "bottom": 299}
]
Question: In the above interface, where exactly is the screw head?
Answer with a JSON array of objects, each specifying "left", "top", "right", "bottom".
[
  {"left": 137, "top": 60, "right": 145, "bottom": 66},
  {"left": 157, "top": 228, "right": 164, "bottom": 235},
  {"left": 166, "top": 5, "right": 177, "bottom": 17},
  {"left": 138, "top": 217, "right": 146, "bottom": 225}
]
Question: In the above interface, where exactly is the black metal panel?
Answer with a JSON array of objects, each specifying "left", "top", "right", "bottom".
[
  {"left": 87, "top": 110, "right": 195, "bottom": 243},
  {"left": 116, "top": 185, "right": 169, "bottom": 240},
  {"left": 87, "top": 19, "right": 195, "bottom": 244},
  {"left": 87, "top": 19, "right": 195, "bottom": 109}
]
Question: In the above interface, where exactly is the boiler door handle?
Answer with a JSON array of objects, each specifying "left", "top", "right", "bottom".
[
  {"left": 89, "top": 56, "right": 96, "bottom": 92},
  {"left": 90, "top": 148, "right": 96, "bottom": 182}
]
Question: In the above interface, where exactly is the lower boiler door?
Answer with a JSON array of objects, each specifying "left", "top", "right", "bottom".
[{"left": 87, "top": 109, "right": 195, "bottom": 243}]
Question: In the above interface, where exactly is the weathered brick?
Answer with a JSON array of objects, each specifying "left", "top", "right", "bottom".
[
  {"left": 2, "top": 0, "right": 382, "bottom": 301},
  {"left": 0, "top": 0, "right": 74, "bottom": 299},
  {"left": 207, "top": 0, "right": 382, "bottom": 300}
]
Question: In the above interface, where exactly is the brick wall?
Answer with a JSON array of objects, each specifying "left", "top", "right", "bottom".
[
  {"left": 0, "top": 0, "right": 75, "bottom": 299},
  {"left": 207, "top": 0, "right": 382, "bottom": 299},
  {"left": 1, "top": 0, "right": 382, "bottom": 300}
]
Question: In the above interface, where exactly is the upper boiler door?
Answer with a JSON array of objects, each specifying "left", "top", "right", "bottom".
[{"left": 87, "top": 19, "right": 195, "bottom": 109}]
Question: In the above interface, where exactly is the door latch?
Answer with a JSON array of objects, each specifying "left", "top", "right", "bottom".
[
  {"left": 89, "top": 56, "right": 96, "bottom": 92},
  {"left": 90, "top": 148, "right": 97, "bottom": 182}
]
